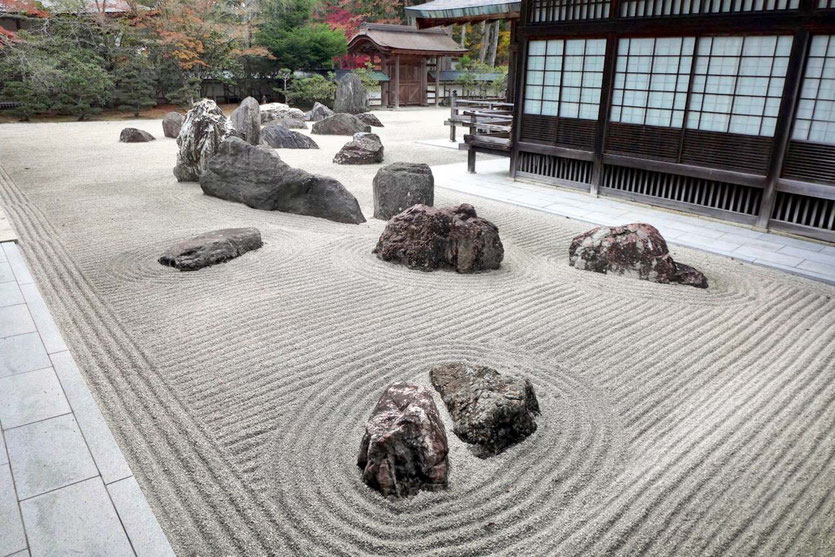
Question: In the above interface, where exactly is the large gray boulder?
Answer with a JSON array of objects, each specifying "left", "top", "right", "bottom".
[
  {"left": 174, "top": 99, "right": 235, "bottom": 182},
  {"left": 260, "top": 124, "right": 319, "bottom": 149},
  {"left": 356, "top": 112, "right": 384, "bottom": 127},
  {"left": 373, "top": 163, "right": 433, "bottom": 220},
  {"left": 230, "top": 96, "right": 261, "bottom": 145},
  {"left": 311, "top": 113, "right": 371, "bottom": 136},
  {"left": 334, "top": 72, "right": 368, "bottom": 114},
  {"left": 119, "top": 128, "right": 155, "bottom": 143},
  {"left": 305, "top": 101, "right": 334, "bottom": 122},
  {"left": 158, "top": 228, "right": 262, "bottom": 271},
  {"left": 430, "top": 363, "right": 540, "bottom": 458},
  {"left": 162, "top": 112, "right": 183, "bottom": 138},
  {"left": 333, "top": 132, "right": 383, "bottom": 165},
  {"left": 569, "top": 223, "right": 708, "bottom": 288},
  {"left": 357, "top": 382, "right": 449, "bottom": 499},
  {"left": 200, "top": 137, "right": 365, "bottom": 224},
  {"left": 373, "top": 204, "right": 503, "bottom": 273},
  {"left": 271, "top": 115, "right": 307, "bottom": 130},
  {"left": 260, "top": 103, "right": 306, "bottom": 124}
]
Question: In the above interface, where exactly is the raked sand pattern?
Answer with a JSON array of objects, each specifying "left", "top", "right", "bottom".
[{"left": 0, "top": 109, "right": 834, "bottom": 556}]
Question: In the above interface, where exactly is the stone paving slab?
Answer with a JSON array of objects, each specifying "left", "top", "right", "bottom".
[
  {"left": 0, "top": 207, "right": 15, "bottom": 244},
  {"left": 0, "top": 240, "right": 174, "bottom": 556},
  {"left": 20, "top": 477, "right": 134, "bottom": 557},
  {"left": 431, "top": 158, "right": 835, "bottom": 285}
]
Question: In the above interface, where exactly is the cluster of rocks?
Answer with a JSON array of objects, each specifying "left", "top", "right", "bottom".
[
  {"left": 569, "top": 223, "right": 708, "bottom": 288},
  {"left": 119, "top": 128, "right": 155, "bottom": 143},
  {"left": 333, "top": 132, "right": 383, "bottom": 165},
  {"left": 200, "top": 136, "right": 365, "bottom": 224},
  {"left": 358, "top": 365, "right": 540, "bottom": 499},
  {"left": 158, "top": 228, "right": 263, "bottom": 271},
  {"left": 374, "top": 203, "right": 504, "bottom": 274}
]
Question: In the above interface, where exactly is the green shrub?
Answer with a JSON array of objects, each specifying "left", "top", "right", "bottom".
[{"left": 285, "top": 74, "right": 336, "bottom": 108}]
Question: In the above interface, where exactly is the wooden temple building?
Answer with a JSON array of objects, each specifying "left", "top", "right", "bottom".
[
  {"left": 346, "top": 24, "right": 467, "bottom": 107},
  {"left": 405, "top": 0, "right": 835, "bottom": 241}
]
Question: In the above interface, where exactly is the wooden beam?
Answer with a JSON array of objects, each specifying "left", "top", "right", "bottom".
[
  {"left": 590, "top": 32, "right": 618, "bottom": 196},
  {"left": 435, "top": 57, "right": 440, "bottom": 106},
  {"left": 420, "top": 57, "right": 428, "bottom": 106},
  {"left": 757, "top": 28, "right": 811, "bottom": 229},
  {"left": 394, "top": 55, "right": 400, "bottom": 109}
]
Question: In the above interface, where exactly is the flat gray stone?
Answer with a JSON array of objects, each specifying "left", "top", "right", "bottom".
[
  {"left": 20, "top": 477, "right": 133, "bottom": 557},
  {"left": 51, "top": 351, "right": 133, "bottom": 484},
  {"left": 20, "top": 283, "right": 67, "bottom": 353},
  {"left": 0, "top": 305, "right": 36, "bottom": 338},
  {"left": 162, "top": 111, "right": 183, "bottom": 138},
  {"left": 0, "top": 432, "right": 5, "bottom": 464},
  {"left": 334, "top": 72, "right": 368, "bottom": 114},
  {"left": 0, "top": 332, "right": 51, "bottom": 378},
  {"left": 108, "top": 477, "right": 175, "bottom": 556},
  {"left": 0, "top": 367, "right": 71, "bottom": 429},
  {"left": 0, "top": 261, "right": 14, "bottom": 283},
  {"left": 0, "top": 281, "right": 24, "bottom": 307},
  {"left": 0, "top": 464, "right": 27, "bottom": 555},
  {"left": 159, "top": 227, "right": 263, "bottom": 272},
  {"left": 5, "top": 414, "right": 98, "bottom": 499},
  {"left": 2, "top": 244, "right": 33, "bottom": 284}
]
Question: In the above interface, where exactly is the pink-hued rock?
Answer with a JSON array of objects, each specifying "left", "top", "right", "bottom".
[
  {"left": 373, "top": 204, "right": 504, "bottom": 273},
  {"left": 568, "top": 223, "right": 708, "bottom": 288},
  {"left": 357, "top": 382, "right": 449, "bottom": 499}
]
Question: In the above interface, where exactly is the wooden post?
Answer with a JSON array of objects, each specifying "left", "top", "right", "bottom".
[
  {"left": 450, "top": 90, "right": 457, "bottom": 142},
  {"left": 756, "top": 29, "right": 811, "bottom": 230},
  {"left": 435, "top": 57, "right": 440, "bottom": 106},
  {"left": 420, "top": 57, "right": 428, "bottom": 106},
  {"left": 394, "top": 55, "right": 401, "bottom": 109},
  {"left": 590, "top": 33, "right": 618, "bottom": 197}
]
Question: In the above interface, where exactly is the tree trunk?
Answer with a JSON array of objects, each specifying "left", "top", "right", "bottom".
[
  {"left": 488, "top": 21, "right": 500, "bottom": 67},
  {"left": 459, "top": 24, "right": 466, "bottom": 47},
  {"left": 478, "top": 21, "right": 488, "bottom": 63}
]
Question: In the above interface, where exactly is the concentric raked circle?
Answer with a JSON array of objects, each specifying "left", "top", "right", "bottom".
[
  {"left": 265, "top": 341, "right": 624, "bottom": 556},
  {"left": 318, "top": 234, "right": 562, "bottom": 294}
]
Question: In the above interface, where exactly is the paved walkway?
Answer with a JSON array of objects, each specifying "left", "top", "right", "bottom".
[
  {"left": 0, "top": 239, "right": 173, "bottom": 556},
  {"left": 432, "top": 157, "right": 835, "bottom": 285}
]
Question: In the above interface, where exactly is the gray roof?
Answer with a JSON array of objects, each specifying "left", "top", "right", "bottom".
[
  {"left": 347, "top": 23, "right": 467, "bottom": 55},
  {"left": 405, "top": 0, "right": 520, "bottom": 21}
]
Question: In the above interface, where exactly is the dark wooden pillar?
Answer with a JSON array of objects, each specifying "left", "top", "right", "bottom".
[
  {"left": 509, "top": 1, "right": 530, "bottom": 179},
  {"left": 435, "top": 56, "right": 441, "bottom": 106},
  {"left": 394, "top": 55, "right": 401, "bottom": 109},
  {"left": 756, "top": 28, "right": 811, "bottom": 229},
  {"left": 590, "top": 33, "right": 618, "bottom": 196},
  {"left": 420, "top": 57, "right": 428, "bottom": 105},
  {"left": 506, "top": 19, "right": 519, "bottom": 104}
]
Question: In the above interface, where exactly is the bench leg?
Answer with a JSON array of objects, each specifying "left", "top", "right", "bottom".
[
  {"left": 467, "top": 150, "right": 476, "bottom": 174},
  {"left": 450, "top": 124, "right": 456, "bottom": 143}
]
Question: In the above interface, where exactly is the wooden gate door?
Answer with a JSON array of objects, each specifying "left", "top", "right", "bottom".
[{"left": 398, "top": 60, "right": 423, "bottom": 105}]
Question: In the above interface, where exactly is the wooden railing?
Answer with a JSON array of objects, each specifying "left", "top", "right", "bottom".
[{"left": 444, "top": 91, "right": 514, "bottom": 172}]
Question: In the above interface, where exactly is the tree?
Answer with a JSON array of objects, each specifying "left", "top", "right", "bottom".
[
  {"left": 113, "top": 56, "right": 158, "bottom": 116},
  {"left": 257, "top": 22, "right": 346, "bottom": 70},
  {"left": 285, "top": 73, "right": 336, "bottom": 107},
  {"left": 0, "top": 32, "right": 112, "bottom": 120}
]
